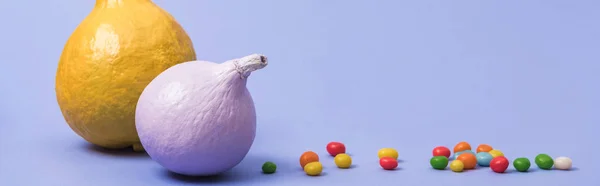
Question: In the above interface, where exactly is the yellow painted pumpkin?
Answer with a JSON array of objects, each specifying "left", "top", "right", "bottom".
[{"left": 55, "top": 0, "right": 197, "bottom": 151}]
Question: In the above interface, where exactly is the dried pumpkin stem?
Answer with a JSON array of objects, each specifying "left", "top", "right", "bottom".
[{"left": 233, "top": 54, "right": 268, "bottom": 79}]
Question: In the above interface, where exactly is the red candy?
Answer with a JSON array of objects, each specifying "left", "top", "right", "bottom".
[
  {"left": 432, "top": 146, "right": 451, "bottom": 158},
  {"left": 490, "top": 156, "right": 509, "bottom": 173},
  {"left": 379, "top": 157, "right": 398, "bottom": 170},
  {"left": 326, "top": 142, "right": 346, "bottom": 156}
]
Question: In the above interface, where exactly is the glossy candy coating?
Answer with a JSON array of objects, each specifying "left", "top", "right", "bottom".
[
  {"left": 453, "top": 142, "right": 471, "bottom": 153},
  {"left": 457, "top": 153, "right": 477, "bottom": 169},
  {"left": 476, "top": 152, "right": 493, "bottom": 167},
  {"left": 432, "top": 146, "right": 451, "bottom": 158},
  {"left": 334, "top": 153, "right": 352, "bottom": 168},
  {"left": 451, "top": 150, "right": 475, "bottom": 160},
  {"left": 513, "top": 157, "right": 531, "bottom": 172},
  {"left": 430, "top": 156, "right": 449, "bottom": 170},
  {"left": 326, "top": 142, "right": 346, "bottom": 156},
  {"left": 490, "top": 156, "right": 509, "bottom": 173},
  {"left": 535, "top": 154, "right": 554, "bottom": 170},
  {"left": 262, "top": 162, "right": 277, "bottom": 174},
  {"left": 554, "top": 156, "right": 572, "bottom": 170},
  {"left": 300, "top": 151, "right": 320, "bottom": 168},
  {"left": 304, "top": 162, "right": 323, "bottom": 176},
  {"left": 378, "top": 148, "right": 399, "bottom": 159},
  {"left": 379, "top": 157, "right": 398, "bottom": 170},
  {"left": 476, "top": 144, "right": 493, "bottom": 153},
  {"left": 488, "top": 149, "right": 504, "bottom": 158},
  {"left": 450, "top": 160, "right": 464, "bottom": 172}
]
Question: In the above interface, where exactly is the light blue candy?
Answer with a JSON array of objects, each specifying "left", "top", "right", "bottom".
[
  {"left": 476, "top": 152, "right": 493, "bottom": 167},
  {"left": 451, "top": 150, "right": 476, "bottom": 160}
]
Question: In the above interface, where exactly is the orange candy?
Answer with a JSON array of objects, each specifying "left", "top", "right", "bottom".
[
  {"left": 456, "top": 153, "right": 477, "bottom": 169},
  {"left": 299, "top": 151, "right": 320, "bottom": 168},
  {"left": 476, "top": 144, "right": 493, "bottom": 153},
  {"left": 453, "top": 141, "right": 472, "bottom": 153}
]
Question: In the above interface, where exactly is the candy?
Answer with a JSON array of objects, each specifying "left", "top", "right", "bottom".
[
  {"left": 379, "top": 157, "right": 398, "bottom": 170},
  {"left": 451, "top": 150, "right": 475, "bottom": 160},
  {"left": 554, "top": 156, "right": 572, "bottom": 170},
  {"left": 334, "top": 153, "right": 352, "bottom": 169},
  {"left": 453, "top": 141, "right": 471, "bottom": 153},
  {"left": 513, "top": 157, "right": 531, "bottom": 172},
  {"left": 476, "top": 152, "right": 493, "bottom": 167},
  {"left": 450, "top": 160, "right": 464, "bottom": 172},
  {"left": 299, "top": 151, "right": 320, "bottom": 168},
  {"left": 262, "top": 161, "right": 277, "bottom": 174},
  {"left": 490, "top": 156, "right": 509, "bottom": 173},
  {"left": 432, "top": 146, "right": 451, "bottom": 158},
  {"left": 326, "top": 142, "right": 346, "bottom": 156},
  {"left": 456, "top": 153, "right": 477, "bottom": 169},
  {"left": 304, "top": 162, "right": 323, "bottom": 176},
  {"left": 476, "top": 144, "right": 493, "bottom": 153},
  {"left": 535, "top": 154, "right": 554, "bottom": 170},
  {"left": 378, "top": 148, "right": 399, "bottom": 160},
  {"left": 430, "top": 156, "right": 449, "bottom": 170},
  {"left": 488, "top": 149, "right": 504, "bottom": 158}
]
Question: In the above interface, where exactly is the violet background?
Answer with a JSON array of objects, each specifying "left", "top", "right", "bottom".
[{"left": 1, "top": 0, "right": 598, "bottom": 185}]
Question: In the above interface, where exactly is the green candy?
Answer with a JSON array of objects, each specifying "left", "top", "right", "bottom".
[
  {"left": 535, "top": 154, "right": 554, "bottom": 170},
  {"left": 513, "top": 157, "right": 531, "bottom": 172},
  {"left": 262, "top": 161, "right": 277, "bottom": 174},
  {"left": 430, "top": 156, "right": 449, "bottom": 170}
]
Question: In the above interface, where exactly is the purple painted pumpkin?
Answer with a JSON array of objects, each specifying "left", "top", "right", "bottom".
[{"left": 135, "top": 54, "right": 268, "bottom": 176}]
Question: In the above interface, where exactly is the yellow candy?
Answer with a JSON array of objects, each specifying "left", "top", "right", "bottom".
[
  {"left": 488, "top": 149, "right": 504, "bottom": 158},
  {"left": 378, "top": 148, "right": 399, "bottom": 159},
  {"left": 450, "top": 160, "right": 464, "bottom": 172},
  {"left": 334, "top": 153, "right": 352, "bottom": 168},
  {"left": 304, "top": 162, "right": 323, "bottom": 176}
]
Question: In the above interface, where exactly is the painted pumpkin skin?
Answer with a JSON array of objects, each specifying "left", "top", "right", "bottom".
[
  {"left": 136, "top": 54, "right": 268, "bottom": 176},
  {"left": 55, "top": 0, "right": 197, "bottom": 151}
]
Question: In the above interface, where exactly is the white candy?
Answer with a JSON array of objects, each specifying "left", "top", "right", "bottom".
[{"left": 553, "top": 156, "right": 572, "bottom": 170}]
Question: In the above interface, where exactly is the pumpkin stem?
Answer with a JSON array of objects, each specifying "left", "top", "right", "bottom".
[{"left": 233, "top": 54, "right": 268, "bottom": 79}]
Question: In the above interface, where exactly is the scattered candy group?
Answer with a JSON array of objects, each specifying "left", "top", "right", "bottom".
[
  {"left": 274, "top": 142, "right": 355, "bottom": 176},
  {"left": 261, "top": 141, "right": 574, "bottom": 177},
  {"left": 429, "top": 141, "right": 573, "bottom": 173}
]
